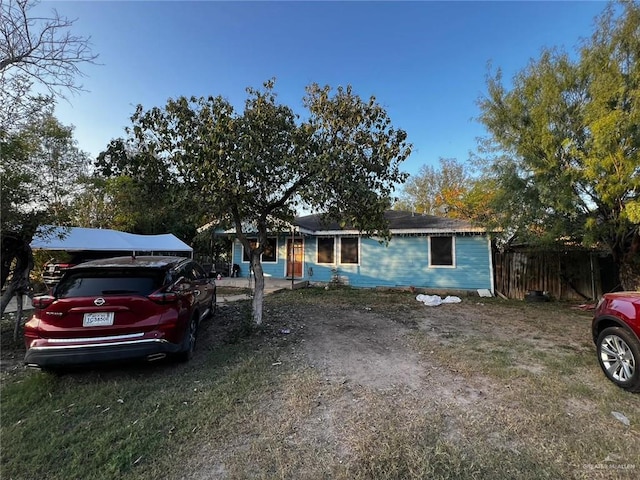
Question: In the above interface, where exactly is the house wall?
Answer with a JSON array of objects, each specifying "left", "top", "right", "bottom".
[
  {"left": 231, "top": 237, "right": 287, "bottom": 278},
  {"left": 232, "top": 233, "right": 493, "bottom": 291}
]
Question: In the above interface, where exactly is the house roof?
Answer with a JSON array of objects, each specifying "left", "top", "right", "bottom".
[
  {"left": 295, "top": 211, "right": 485, "bottom": 235},
  {"left": 31, "top": 226, "right": 193, "bottom": 253}
]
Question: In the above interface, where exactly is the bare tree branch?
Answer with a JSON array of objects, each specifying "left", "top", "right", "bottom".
[{"left": 0, "top": 0, "right": 98, "bottom": 100}]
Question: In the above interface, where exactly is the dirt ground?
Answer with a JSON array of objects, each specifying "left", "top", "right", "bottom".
[
  {"left": 179, "top": 290, "right": 619, "bottom": 479},
  {"left": 1, "top": 291, "right": 595, "bottom": 408},
  {"left": 261, "top": 293, "right": 594, "bottom": 404},
  {"left": 6, "top": 289, "right": 635, "bottom": 479}
]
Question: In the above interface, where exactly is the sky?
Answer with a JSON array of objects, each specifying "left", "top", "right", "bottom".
[{"left": 37, "top": 0, "right": 608, "bottom": 179}]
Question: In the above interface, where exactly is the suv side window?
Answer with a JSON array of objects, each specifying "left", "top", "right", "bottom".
[
  {"left": 171, "top": 262, "right": 202, "bottom": 291},
  {"left": 179, "top": 262, "right": 205, "bottom": 282},
  {"left": 191, "top": 263, "right": 206, "bottom": 280},
  {"left": 181, "top": 263, "right": 197, "bottom": 282}
]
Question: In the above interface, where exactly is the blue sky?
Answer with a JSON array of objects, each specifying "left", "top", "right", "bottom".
[{"left": 41, "top": 1, "right": 607, "bottom": 178}]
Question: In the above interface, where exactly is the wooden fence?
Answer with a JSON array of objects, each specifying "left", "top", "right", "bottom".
[{"left": 493, "top": 250, "right": 614, "bottom": 301}]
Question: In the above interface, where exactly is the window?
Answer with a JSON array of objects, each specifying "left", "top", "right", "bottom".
[
  {"left": 56, "top": 269, "right": 165, "bottom": 298},
  {"left": 262, "top": 238, "right": 277, "bottom": 262},
  {"left": 317, "top": 237, "right": 335, "bottom": 264},
  {"left": 242, "top": 240, "right": 258, "bottom": 262},
  {"left": 242, "top": 238, "right": 277, "bottom": 262},
  {"left": 430, "top": 236, "right": 454, "bottom": 267},
  {"left": 340, "top": 237, "right": 359, "bottom": 264},
  {"left": 189, "top": 262, "right": 207, "bottom": 280}
]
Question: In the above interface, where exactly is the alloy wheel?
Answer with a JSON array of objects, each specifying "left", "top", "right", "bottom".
[{"left": 600, "top": 334, "right": 636, "bottom": 383}]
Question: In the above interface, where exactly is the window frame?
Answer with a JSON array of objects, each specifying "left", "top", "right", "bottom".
[
  {"left": 339, "top": 236, "right": 360, "bottom": 265},
  {"left": 429, "top": 235, "right": 455, "bottom": 268},
  {"left": 316, "top": 237, "right": 335, "bottom": 265},
  {"left": 241, "top": 238, "right": 278, "bottom": 264}
]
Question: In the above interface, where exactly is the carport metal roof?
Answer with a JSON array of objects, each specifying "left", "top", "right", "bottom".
[{"left": 31, "top": 226, "right": 192, "bottom": 255}]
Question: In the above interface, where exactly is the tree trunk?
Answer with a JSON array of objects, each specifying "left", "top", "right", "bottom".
[
  {"left": 1, "top": 233, "right": 20, "bottom": 290},
  {"left": 618, "top": 233, "right": 640, "bottom": 291},
  {"left": 251, "top": 255, "right": 265, "bottom": 326},
  {"left": 0, "top": 284, "right": 16, "bottom": 316},
  {"left": 619, "top": 261, "right": 640, "bottom": 291},
  {"left": 0, "top": 236, "right": 34, "bottom": 346},
  {"left": 13, "top": 294, "right": 23, "bottom": 341}
]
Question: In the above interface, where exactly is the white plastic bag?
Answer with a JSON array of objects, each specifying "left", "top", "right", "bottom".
[{"left": 416, "top": 294, "right": 461, "bottom": 306}]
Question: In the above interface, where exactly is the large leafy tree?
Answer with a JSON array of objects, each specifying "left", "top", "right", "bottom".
[
  {"left": 478, "top": 1, "right": 640, "bottom": 290},
  {"left": 1, "top": 112, "right": 89, "bottom": 312},
  {"left": 129, "top": 80, "right": 411, "bottom": 324},
  {"left": 1, "top": 0, "right": 96, "bottom": 316},
  {"left": 73, "top": 138, "right": 197, "bottom": 241},
  {"left": 397, "top": 158, "right": 464, "bottom": 215},
  {"left": 395, "top": 158, "right": 498, "bottom": 222}
]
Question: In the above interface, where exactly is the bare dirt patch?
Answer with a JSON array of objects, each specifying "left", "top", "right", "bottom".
[
  {"left": 275, "top": 295, "right": 562, "bottom": 406},
  {"left": 300, "top": 308, "right": 425, "bottom": 389}
]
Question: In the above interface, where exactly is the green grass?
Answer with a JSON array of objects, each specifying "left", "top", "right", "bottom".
[
  {"left": 2, "top": 288, "right": 639, "bottom": 479},
  {"left": 1, "top": 340, "right": 278, "bottom": 479}
]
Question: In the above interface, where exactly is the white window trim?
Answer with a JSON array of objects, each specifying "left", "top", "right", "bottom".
[
  {"left": 339, "top": 236, "right": 361, "bottom": 266},
  {"left": 316, "top": 236, "right": 336, "bottom": 265},
  {"left": 428, "top": 235, "right": 456, "bottom": 268}
]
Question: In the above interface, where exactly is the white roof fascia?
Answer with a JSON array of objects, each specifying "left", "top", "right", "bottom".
[
  {"left": 298, "top": 228, "right": 486, "bottom": 236},
  {"left": 390, "top": 228, "right": 487, "bottom": 235}
]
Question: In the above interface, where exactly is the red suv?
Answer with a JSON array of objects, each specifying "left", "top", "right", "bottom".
[
  {"left": 592, "top": 292, "right": 640, "bottom": 392},
  {"left": 24, "top": 256, "right": 216, "bottom": 370}
]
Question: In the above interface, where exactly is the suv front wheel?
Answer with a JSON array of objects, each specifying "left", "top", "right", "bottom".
[{"left": 596, "top": 327, "right": 640, "bottom": 392}]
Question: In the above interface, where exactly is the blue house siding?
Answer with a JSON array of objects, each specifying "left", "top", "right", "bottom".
[
  {"left": 231, "top": 237, "right": 288, "bottom": 278},
  {"left": 232, "top": 234, "right": 492, "bottom": 291},
  {"left": 342, "top": 235, "right": 491, "bottom": 290}
]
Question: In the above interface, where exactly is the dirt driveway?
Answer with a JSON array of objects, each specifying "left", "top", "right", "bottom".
[
  {"left": 181, "top": 288, "right": 638, "bottom": 479},
  {"left": 273, "top": 293, "right": 589, "bottom": 404}
]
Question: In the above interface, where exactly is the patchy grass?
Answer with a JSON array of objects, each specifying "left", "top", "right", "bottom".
[
  {"left": 2, "top": 289, "right": 639, "bottom": 479},
  {"left": 216, "top": 286, "right": 253, "bottom": 296}
]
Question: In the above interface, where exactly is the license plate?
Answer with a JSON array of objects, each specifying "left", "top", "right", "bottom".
[{"left": 83, "top": 312, "right": 114, "bottom": 327}]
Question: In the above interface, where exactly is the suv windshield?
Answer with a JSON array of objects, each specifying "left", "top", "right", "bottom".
[{"left": 55, "top": 269, "right": 166, "bottom": 298}]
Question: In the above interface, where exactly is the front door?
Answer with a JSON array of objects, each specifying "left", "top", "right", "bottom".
[{"left": 286, "top": 238, "right": 303, "bottom": 278}]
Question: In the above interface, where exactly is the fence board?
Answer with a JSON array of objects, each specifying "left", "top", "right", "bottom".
[{"left": 494, "top": 250, "right": 603, "bottom": 301}]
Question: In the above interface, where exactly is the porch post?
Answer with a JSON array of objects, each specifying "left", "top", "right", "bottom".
[{"left": 291, "top": 226, "right": 295, "bottom": 289}]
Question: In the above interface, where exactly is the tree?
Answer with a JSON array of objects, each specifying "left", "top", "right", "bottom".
[
  {"left": 477, "top": 1, "right": 640, "bottom": 290},
  {"left": 1, "top": 0, "right": 96, "bottom": 319},
  {"left": 1, "top": 113, "right": 89, "bottom": 314},
  {"left": 129, "top": 80, "right": 411, "bottom": 325},
  {"left": 396, "top": 158, "right": 469, "bottom": 215},
  {"left": 0, "top": 0, "right": 97, "bottom": 100},
  {"left": 73, "top": 138, "right": 199, "bottom": 241},
  {"left": 395, "top": 157, "right": 498, "bottom": 222}
]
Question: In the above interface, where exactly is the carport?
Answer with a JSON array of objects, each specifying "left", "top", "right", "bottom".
[{"left": 30, "top": 226, "right": 193, "bottom": 257}]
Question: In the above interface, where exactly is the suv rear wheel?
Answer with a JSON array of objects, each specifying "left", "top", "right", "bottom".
[
  {"left": 208, "top": 293, "right": 217, "bottom": 319},
  {"left": 596, "top": 327, "right": 640, "bottom": 392},
  {"left": 177, "top": 315, "right": 198, "bottom": 362}
]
